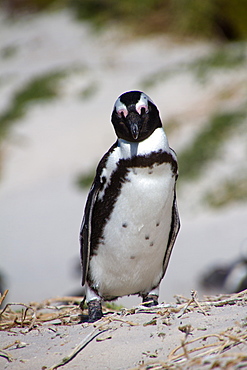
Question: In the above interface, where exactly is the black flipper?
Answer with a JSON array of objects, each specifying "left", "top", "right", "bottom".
[
  {"left": 79, "top": 142, "right": 118, "bottom": 286},
  {"left": 162, "top": 193, "right": 180, "bottom": 274},
  {"left": 80, "top": 181, "right": 101, "bottom": 286}
]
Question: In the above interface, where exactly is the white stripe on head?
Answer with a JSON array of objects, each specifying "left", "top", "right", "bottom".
[
  {"left": 139, "top": 92, "right": 154, "bottom": 105},
  {"left": 136, "top": 92, "right": 154, "bottom": 115},
  {"left": 114, "top": 97, "right": 128, "bottom": 117}
]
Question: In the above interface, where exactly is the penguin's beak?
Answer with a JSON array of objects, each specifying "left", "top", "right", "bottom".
[
  {"left": 130, "top": 122, "right": 139, "bottom": 140},
  {"left": 127, "top": 112, "right": 141, "bottom": 140}
]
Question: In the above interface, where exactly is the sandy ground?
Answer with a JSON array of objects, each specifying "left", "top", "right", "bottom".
[{"left": 0, "top": 291, "right": 247, "bottom": 370}]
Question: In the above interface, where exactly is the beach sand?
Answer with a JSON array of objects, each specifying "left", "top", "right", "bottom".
[{"left": 1, "top": 291, "right": 247, "bottom": 369}]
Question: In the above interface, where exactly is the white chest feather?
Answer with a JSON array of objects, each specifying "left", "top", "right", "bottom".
[{"left": 90, "top": 157, "right": 176, "bottom": 298}]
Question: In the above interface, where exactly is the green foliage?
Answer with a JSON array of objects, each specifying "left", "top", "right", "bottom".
[
  {"left": 1, "top": 45, "right": 18, "bottom": 59},
  {"left": 141, "top": 44, "right": 247, "bottom": 89},
  {"left": 67, "top": 0, "right": 117, "bottom": 24},
  {"left": 76, "top": 171, "right": 95, "bottom": 189},
  {"left": 189, "top": 45, "right": 247, "bottom": 82},
  {"left": 2, "top": 0, "right": 247, "bottom": 40},
  {"left": 0, "top": 70, "right": 65, "bottom": 138},
  {"left": 216, "top": 0, "right": 247, "bottom": 40},
  {"left": 169, "top": 0, "right": 247, "bottom": 40},
  {"left": 67, "top": 0, "right": 165, "bottom": 26},
  {"left": 104, "top": 302, "right": 124, "bottom": 311},
  {"left": 170, "top": 0, "right": 217, "bottom": 39},
  {"left": 178, "top": 109, "right": 246, "bottom": 181},
  {"left": 0, "top": 0, "right": 61, "bottom": 12},
  {"left": 205, "top": 177, "right": 247, "bottom": 207},
  {"left": 67, "top": 0, "right": 247, "bottom": 40},
  {"left": 79, "top": 82, "right": 98, "bottom": 100}
]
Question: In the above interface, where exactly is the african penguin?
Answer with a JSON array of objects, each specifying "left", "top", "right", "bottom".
[{"left": 80, "top": 90, "right": 180, "bottom": 322}]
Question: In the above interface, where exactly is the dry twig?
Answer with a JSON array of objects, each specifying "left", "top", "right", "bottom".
[
  {"left": 0, "top": 290, "right": 9, "bottom": 306},
  {"left": 0, "top": 350, "right": 14, "bottom": 363},
  {"left": 178, "top": 290, "right": 208, "bottom": 318},
  {"left": 169, "top": 327, "right": 247, "bottom": 363},
  {"left": 45, "top": 325, "right": 110, "bottom": 370}
]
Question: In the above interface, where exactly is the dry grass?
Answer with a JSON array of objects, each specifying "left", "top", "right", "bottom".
[
  {"left": 1, "top": 289, "right": 247, "bottom": 369},
  {"left": 0, "top": 291, "right": 84, "bottom": 333}
]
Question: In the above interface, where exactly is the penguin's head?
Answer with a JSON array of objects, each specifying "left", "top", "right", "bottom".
[{"left": 111, "top": 91, "right": 162, "bottom": 142}]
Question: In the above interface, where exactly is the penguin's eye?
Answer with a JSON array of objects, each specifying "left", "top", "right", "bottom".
[
  {"left": 117, "top": 108, "right": 128, "bottom": 118},
  {"left": 136, "top": 105, "right": 149, "bottom": 115}
]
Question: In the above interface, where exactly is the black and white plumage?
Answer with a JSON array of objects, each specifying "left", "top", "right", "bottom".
[{"left": 80, "top": 91, "right": 180, "bottom": 322}]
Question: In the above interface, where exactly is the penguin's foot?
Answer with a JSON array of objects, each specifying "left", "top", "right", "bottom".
[
  {"left": 88, "top": 300, "right": 103, "bottom": 322},
  {"left": 142, "top": 294, "right": 159, "bottom": 307}
]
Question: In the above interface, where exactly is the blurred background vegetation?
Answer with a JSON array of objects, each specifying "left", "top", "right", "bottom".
[{"left": 1, "top": 0, "right": 247, "bottom": 40}]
